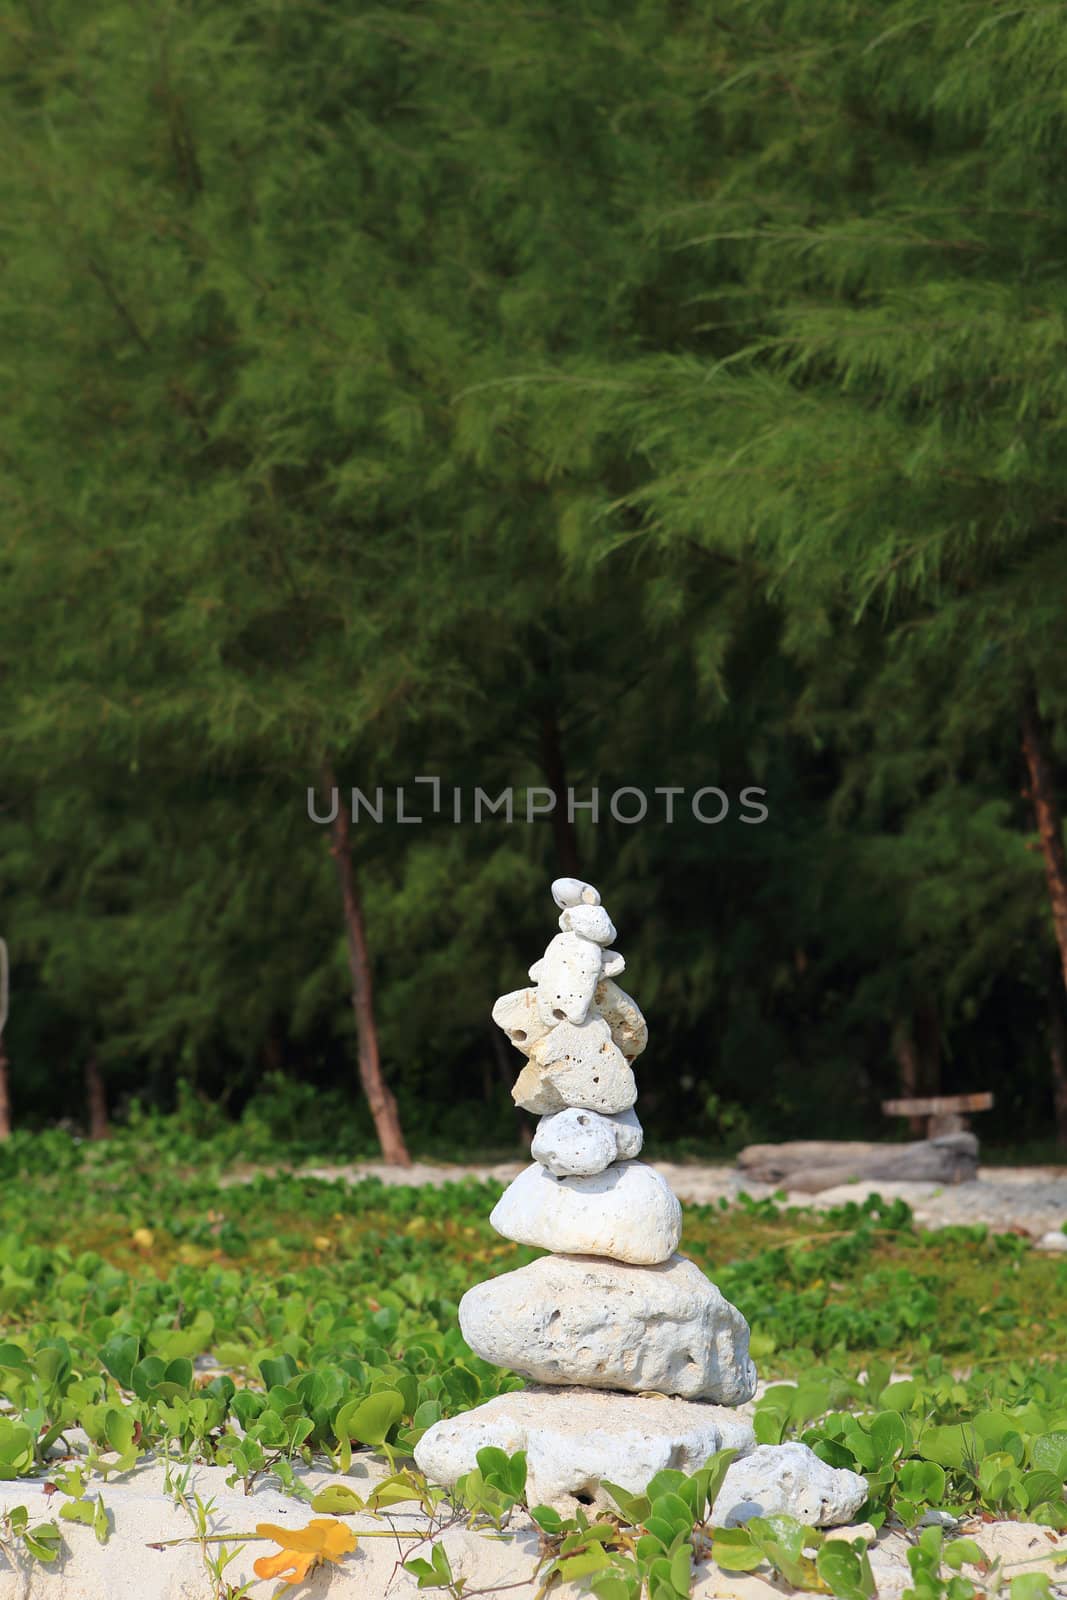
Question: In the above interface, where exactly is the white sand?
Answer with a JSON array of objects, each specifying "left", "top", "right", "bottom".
[{"left": 0, "top": 1453, "right": 1062, "bottom": 1599}]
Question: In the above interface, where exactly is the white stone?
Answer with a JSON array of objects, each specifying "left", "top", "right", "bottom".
[
  {"left": 528, "top": 1014, "right": 629, "bottom": 1075},
  {"left": 559, "top": 904, "right": 617, "bottom": 945},
  {"left": 491, "top": 987, "right": 551, "bottom": 1057},
  {"left": 611, "top": 1105, "right": 644, "bottom": 1159},
  {"left": 551, "top": 877, "right": 601, "bottom": 909},
  {"left": 595, "top": 978, "right": 647, "bottom": 1060},
  {"left": 490, "top": 1160, "right": 681, "bottom": 1263},
  {"left": 459, "top": 1252, "right": 757, "bottom": 1404},
  {"left": 601, "top": 950, "right": 626, "bottom": 977},
  {"left": 536, "top": 931, "right": 606, "bottom": 1026},
  {"left": 512, "top": 1016, "right": 637, "bottom": 1114},
  {"left": 414, "top": 1386, "right": 755, "bottom": 1516},
  {"left": 532, "top": 1108, "right": 619, "bottom": 1176},
  {"left": 712, "top": 1443, "right": 869, "bottom": 1529},
  {"left": 1035, "top": 1229, "right": 1067, "bottom": 1251},
  {"left": 531, "top": 1106, "right": 644, "bottom": 1176}
]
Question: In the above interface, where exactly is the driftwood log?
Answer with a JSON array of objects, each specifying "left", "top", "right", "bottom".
[{"left": 734, "top": 1132, "right": 979, "bottom": 1193}]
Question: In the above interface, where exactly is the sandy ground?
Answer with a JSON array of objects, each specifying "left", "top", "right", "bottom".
[
  {"left": 0, "top": 1453, "right": 1062, "bottom": 1600},
  {"left": 227, "top": 1158, "right": 1067, "bottom": 1238}
]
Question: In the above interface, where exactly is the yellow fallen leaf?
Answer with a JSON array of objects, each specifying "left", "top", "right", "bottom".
[
  {"left": 253, "top": 1518, "right": 357, "bottom": 1585},
  {"left": 131, "top": 1228, "right": 154, "bottom": 1250}
]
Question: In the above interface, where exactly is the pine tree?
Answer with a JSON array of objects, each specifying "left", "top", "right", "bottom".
[
  {"left": 447, "top": 0, "right": 1067, "bottom": 1135},
  {"left": 3, "top": 0, "right": 1066, "bottom": 1147}
]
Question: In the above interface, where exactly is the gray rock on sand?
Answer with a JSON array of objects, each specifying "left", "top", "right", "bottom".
[{"left": 712, "top": 1442, "right": 869, "bottom": 1528}]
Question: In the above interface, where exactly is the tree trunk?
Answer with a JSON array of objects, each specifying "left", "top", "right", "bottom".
[
  {"left": 0, "top": 1042, "right": 10, "bottom": 1141},
  {"left": 1022, "top": 690, "right": 1067, "bottom": 993},
  {"left": 915, "top": 998, "right": 941, "bottom": 1098},
  {"left": 262, "top": 1019, "right": 284, "bottom": 1076},
  {"left": 891, "top": 1019, "right": 924, "bottom": 1135},
  {"left": 0, "top": 940, "right": 10, "bottom": 1139},
  {"left": 1048, "top": 975, "right": 1067, "bottom": 1150},
  {"left": 85, "top": 1055, "right": 109, "bottom": 1140},
  {"left": 538, "top": 712, "right": 583, "bottom": 879},
  {"left": 321, "top": 762, "right": 411, "bottom": 1166},
  {"left": 891, "top": 1001, "right": 941, "bottom": 1134}
]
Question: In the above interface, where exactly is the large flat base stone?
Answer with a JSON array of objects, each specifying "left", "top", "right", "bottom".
[{"left": 414, "top": 1385, "right": 756, "bottom": 1515}]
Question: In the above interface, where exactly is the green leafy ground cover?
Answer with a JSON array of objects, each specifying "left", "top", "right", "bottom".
[{"left": 0, "top": 1128, "right": 1064, "bottom": 1595}]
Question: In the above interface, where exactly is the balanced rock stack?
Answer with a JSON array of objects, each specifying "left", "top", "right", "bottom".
[{"left": 415, "top": 879, "right": 867, "bottom": 1525}]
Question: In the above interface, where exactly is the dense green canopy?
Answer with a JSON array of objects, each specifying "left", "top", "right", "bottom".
[{"left": 2, "top": 0, "right": 1066, "bottom": 1153}]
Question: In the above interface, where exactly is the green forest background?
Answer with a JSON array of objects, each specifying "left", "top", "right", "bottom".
[{"left": 3, "top": 0, "right": 1067, "bottom": 1162}]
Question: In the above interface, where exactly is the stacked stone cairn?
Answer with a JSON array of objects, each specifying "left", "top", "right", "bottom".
[{"left": 415, "top": 879, "right": 867, "bottom": 1525}]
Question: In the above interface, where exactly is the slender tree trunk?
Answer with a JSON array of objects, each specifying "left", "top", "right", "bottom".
[
  {"left": 1022, "top": 690, "right": 1067, "bottom": 992},
  {"left": 891, "top": 1002, "right": 942, "bottom": 1134},
  {"left": 85, "top": 1055, "right": 109, "bottom": 1140},
  {"left": 0, "top": 941, "right": 10, "bottom": 1139},
  {"left": 0, "top": 1043, "right": 10, "bottom": 1141},
  {"left": 262, "top": 1019, "right": 284, "bottom": 1077},
  {"left": 1048, "top": 974, "right": 1067, "bottom": 1150},
  {"left": 892, "top": 1019, "right": 924, "bottom": 1135},
  {"left": 321, "top": 763, "right": 411, "bottom": 1166},
  {"left": 538, "top": 712, "right": 582, "bottom": 879},
  {"left": 915, "top": 998, "right": 941, "bottom": 1098}
]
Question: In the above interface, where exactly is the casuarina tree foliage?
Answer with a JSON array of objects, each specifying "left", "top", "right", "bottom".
[{"left": 1, "top": 0, "right": 1066, "bottom": 1153}]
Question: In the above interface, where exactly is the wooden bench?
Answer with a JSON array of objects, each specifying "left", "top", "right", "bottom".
[{"left": 882, "top": 1092, "right": 994, "bottom": 1138}]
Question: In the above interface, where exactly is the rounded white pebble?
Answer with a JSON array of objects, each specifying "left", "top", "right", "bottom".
[
  {"left": 490, "top": 1159, "right": 682, "bottom": 1263},
  {"left": 712, "top": 1442, "right": 869, "bottom": 1528},
  {"left": 532, "top": 1106, "right": 644, "bottom": 1176},
  {"left": 532, "top": 1108, "right": 621, "bottom": 1176}
]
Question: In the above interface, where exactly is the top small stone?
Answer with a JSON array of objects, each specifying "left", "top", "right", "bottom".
[{"left": 551, "top": 877, "right": 601, "bottom": 909}]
